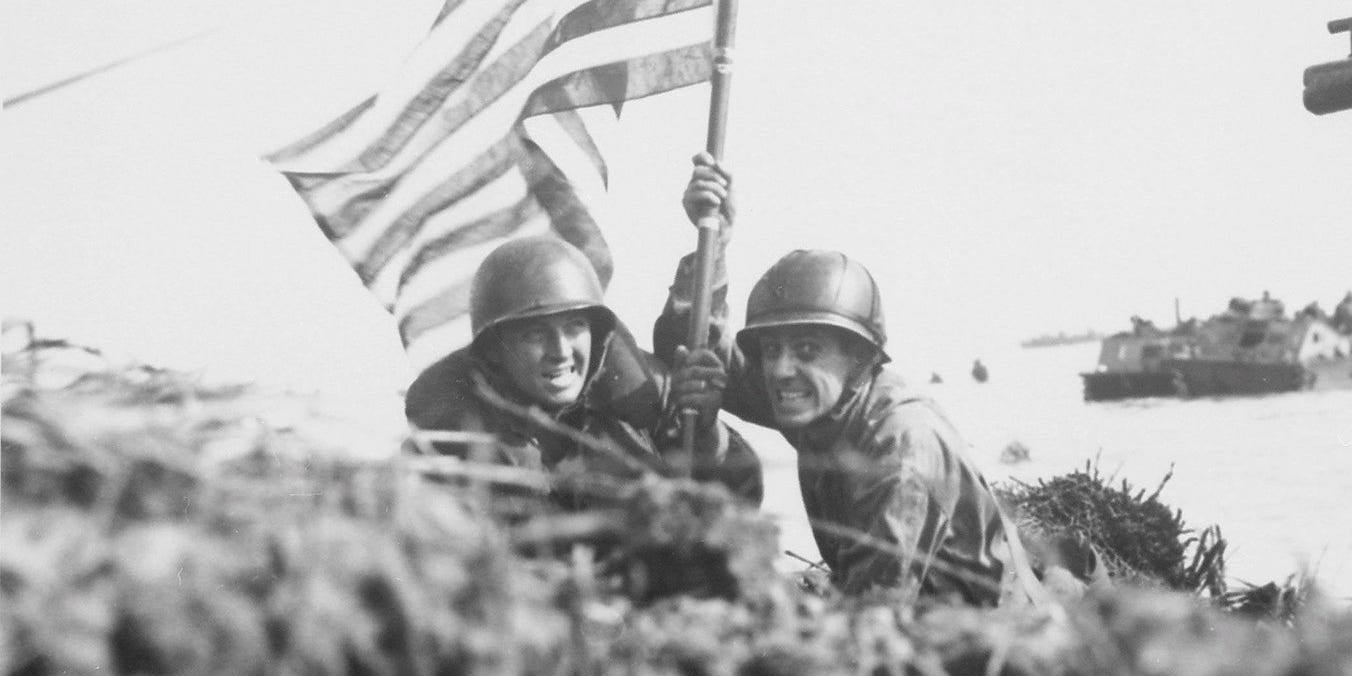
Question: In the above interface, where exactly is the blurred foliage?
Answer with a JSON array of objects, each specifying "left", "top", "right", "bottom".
[{"left": 3, "top": 325, "right": 1351, "bottom": 675}]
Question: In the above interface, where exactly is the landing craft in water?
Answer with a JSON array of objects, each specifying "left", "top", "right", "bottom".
[
  {"left": 1019, "top": 329, "right": 1104, "bottom": 349},
  {"left": 1080, "top": 294, "right": 1352, "bottom": 402}
]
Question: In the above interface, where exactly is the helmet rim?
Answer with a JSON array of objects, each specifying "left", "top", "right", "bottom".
[
  {"left": 472, "top": 302, "right": 616, "bottom": 354},
  {"left": 469, "top": 235, "right": 609, "bottom": 340},
  {"left": 736, "top": 249, "right": 889, "bottom": 364},
  {"left": 736, "top": 311, "right": 891, "bottom": 364}
]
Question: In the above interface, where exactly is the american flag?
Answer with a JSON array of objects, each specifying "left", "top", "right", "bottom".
[{"left": 268, "top": 0, "right": 715, "bottom": 371}]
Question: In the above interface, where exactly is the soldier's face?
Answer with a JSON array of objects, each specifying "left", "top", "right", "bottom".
[
  {"left": 757, "top": 325, "right": 856, "bottom": 428},
  {"left": 496, "top": 310, "right": 592, "bottom": 409}
]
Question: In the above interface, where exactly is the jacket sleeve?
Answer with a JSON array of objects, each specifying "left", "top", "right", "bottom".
[
  {"left": 653, "top": 250, "right": 777, "bottom": 428},
  {"left": 652, "top": 250, "right": 729, "bottom": 366},
  {"left": 831, "top": 419, "right": 948, "bottom": 596},
  {"left": 833, "top": 407, "right": 1016, "bottom": 605},
  {"left": 644, "top": 355, "right": 765, "bottom": 507},
  {"left": 690, "top": 422, "right": 764, "bottom": 507}
]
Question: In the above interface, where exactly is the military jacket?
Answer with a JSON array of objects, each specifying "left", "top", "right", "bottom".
[
  {"left": 405, "top": 321, "right": 763, "bottom": 509},
  {"left": 655, "top": 254, "right": 1041, "bottom": 605}
]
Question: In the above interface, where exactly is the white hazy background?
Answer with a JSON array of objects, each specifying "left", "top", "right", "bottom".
[
  {"left": 6, "top": 0, "right": 1351, "bottom": 392},
  {"left": 5, "top": 0, "right": 1351, "bottom": 590}
]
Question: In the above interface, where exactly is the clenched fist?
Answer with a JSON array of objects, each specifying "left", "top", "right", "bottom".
[
  {"left": 682, "top": 152, "right": 735, "bottom": 243},
  {"left": 671, "top": 345, "right": 728, "bottom": 431}
]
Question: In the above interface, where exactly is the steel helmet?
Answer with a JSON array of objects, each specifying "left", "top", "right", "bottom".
[
  {"left": 735, "top": 250, "right": 889, "bottom": 363},
  {"left": 470, "top": 235, "right": 615, "bottom": 346}
]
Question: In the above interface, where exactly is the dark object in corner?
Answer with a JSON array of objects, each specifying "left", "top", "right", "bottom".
[{"left": 1303, "top": 17, "right": 1352, "bottom": 115}]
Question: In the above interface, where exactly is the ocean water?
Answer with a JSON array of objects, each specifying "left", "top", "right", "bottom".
[{"left": 744, "top": 342, "right": 1352, "bottom": 600}]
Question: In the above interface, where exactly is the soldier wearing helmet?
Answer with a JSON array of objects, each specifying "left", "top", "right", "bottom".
[
  {"left": 405, "top": 235, "right": 762, "bottom": 513},
  {"left": 654, "top": 154, "right": 1045, "bottom": 607}
]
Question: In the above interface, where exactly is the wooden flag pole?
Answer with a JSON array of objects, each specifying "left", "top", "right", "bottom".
[{"left": 678, "top": 0, "right": 739, "bottom": 476}]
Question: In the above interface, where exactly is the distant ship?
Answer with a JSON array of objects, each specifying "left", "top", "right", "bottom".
[
  {"left": 1020, "top": 330, "right": 1104, "bottom": 349},
  {"left": 1080, "top": 293, "right": 1352, "bottom": 402}
]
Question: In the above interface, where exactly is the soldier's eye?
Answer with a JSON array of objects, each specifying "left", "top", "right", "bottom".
[
  {"left": 518, "top": 324, "right": 551, "bottom": 344},
  {"left": 760, "top": 341, "right": 781, "bottom": 359},
  {"left": 794, "top": 341, "right": 820, "bottom": 360}
]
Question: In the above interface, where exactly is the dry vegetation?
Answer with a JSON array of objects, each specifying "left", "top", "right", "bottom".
[{"left": 3, "top": 328, "right": 1351, "bottom": 675}]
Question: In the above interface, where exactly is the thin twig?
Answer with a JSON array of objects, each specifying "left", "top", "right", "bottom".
[
  {"left": 470, "top": 372, "right": 659, "bottom": 476},
  {"left": 784, "top": 549, "right": 828, "bottom": 571},
  {"left": 402, "top": 454, "right": 551, "bottom": 492},
  {"left": 410, "top": 429, "right": 503, "bottom": 446},
  {"left": 406, "top": 424, "right": 649, "bottom": 504},
  {"left": 509, "top": 510, "right": 626, "bottom": 546},
  {"left": 1147, "top": 462, "right": 1175, "bottom": 503}
]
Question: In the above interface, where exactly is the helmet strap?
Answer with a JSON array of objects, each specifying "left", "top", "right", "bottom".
[{"left": 841, "top": 332, "right": 885, "bottom": 379}]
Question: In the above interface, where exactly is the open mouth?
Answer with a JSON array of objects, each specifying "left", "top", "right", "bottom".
[
  {"left": 542, "top": 366, "right": 580, "bottom": 391},
  {"left": 773, "top": 388, "right": 813, "bottom": 406}
]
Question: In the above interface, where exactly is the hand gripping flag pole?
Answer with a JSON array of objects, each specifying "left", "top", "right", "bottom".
[{"left": 678, "top": 0, "right": 739, "bottom": 477}]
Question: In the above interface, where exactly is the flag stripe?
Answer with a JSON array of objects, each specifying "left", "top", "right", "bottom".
[
  {"left": 396, "top": 202, "right": 545, "bottom": 341},
  {"left": 519, "top": 138, "right": 611, "bottom": 285},
  {"left": 336, "top": 0, "right": 709, "bottom": 176},
  {"left": 397, "top": 195, "right": 541, "bottom": 295},
  {"left": 398, "top": 280, "right": 471, "bottom": 342},
  {"left": 405, "top": 316, "right": 473, "bottom": 374},
  {"left": 353, "top": 132, "right": 524, "bottom": 283},
  {"left": 522, "top": 43, "right": 712, "bottom": 117},
  {"left": 314, "top": 34, "right": 710, "bottom": 243},
  {"left": 266, "top": 95, "right": 378, "bottom": 164},
  {"left": 550, "top": 108, "right": 607, "bottom": 187},
  {"left": 394, "top": 210, "right": 554, "bottom": 343},
  {"left": 383, "top": 117, "right": 602, "bottom": 311},
  {"left": 432, "top": 0, "right": 471, "bottom": 27},
  {"left": 306, "top": 19, "right": 555, "bottom": 233},
  {"left": 322, "top": 177, "right": 401, "bottom": 242},
  {"left": 520, "top": 111, "right": 609, "bottom": 205},
  {"left": 381, "top": 113, "right": 601, "bottom": 315},
  {"left": 272, "top": 0, "right": 716, "bottom": 373},
  {"left": 268, "top": 0, "right": 562, "bottom": 173},
  {"left": 372, "top": 113, "right": 608, "bottom": 305},
  {"left": 348, "top": 0, "right": 530, "bottom": 173},
  {"left": 544, "top": 0, "right": 711, "bottom": 52},
  {"left": 375, "top": 165, "right": 532, "bottom": 307},
  {"left": 292, "top": 1, "right": 711, "bottom": 223}
]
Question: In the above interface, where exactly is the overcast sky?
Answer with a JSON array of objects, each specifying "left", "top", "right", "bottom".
[{"left": 4, "top": 0, "right": 1350, "bottom": 399}]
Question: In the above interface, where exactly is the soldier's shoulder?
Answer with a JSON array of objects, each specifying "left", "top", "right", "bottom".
[
  {"left": 404, "top": 347, "right": 482, "bottom": 423},
  {"left": 865, "top": 369, "right": 930, "bottom": 412},
  {"left": 587, "top": 322, "right": 668, "bottom": 427},
  {"left": 864, "top": 370, "right": 959, "bottom": 437},
  {"left": 408, "top": 347, "right": 476, "bottom": 392}
]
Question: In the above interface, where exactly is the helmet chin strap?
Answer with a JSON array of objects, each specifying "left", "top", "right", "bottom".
[
  {"left": 808, "top": 345, "right": 882, "bottom": 424},
  {"left": 843, "top": 333, "right": 886, "bottom": 385},
  {"left": 841, "top": 356, "right": 880, "bottom": 401}
]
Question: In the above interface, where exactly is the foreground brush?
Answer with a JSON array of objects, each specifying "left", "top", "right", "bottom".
[
  {"left": 996, "top": 458, "right": 1232, "bottom": 597},
  {"left": 4, "top": 328, "right": 1351, "bottom": 676}
]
